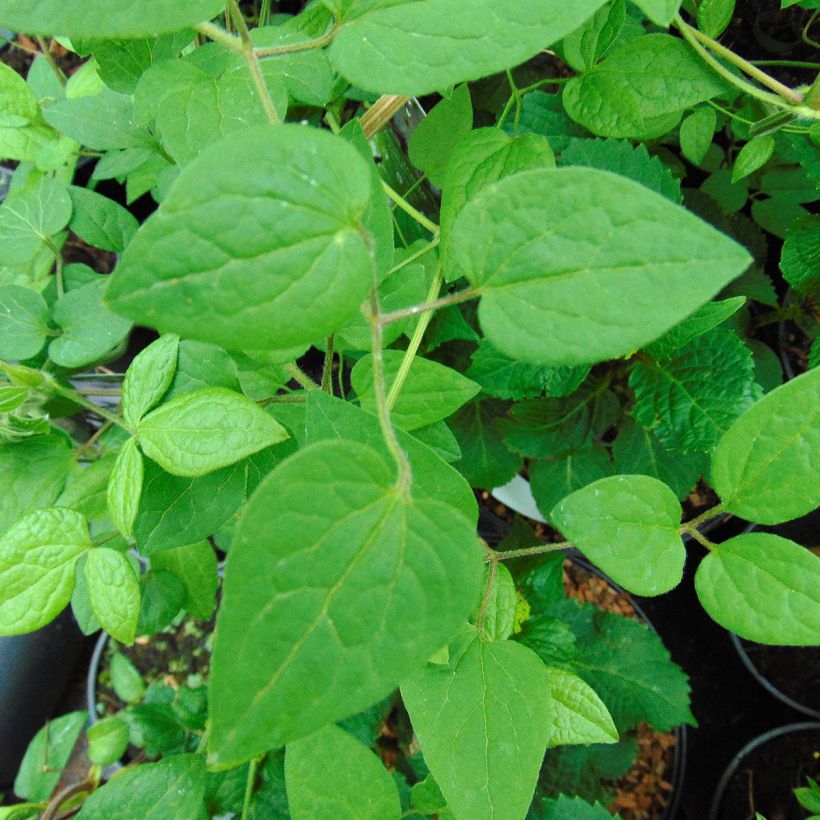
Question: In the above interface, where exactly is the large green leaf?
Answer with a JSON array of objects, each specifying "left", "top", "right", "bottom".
[
  {"left": 450, "top": 167, "right": 750, "bottom": 365},
  {"left": 551, "top": 475, "right": 684, "bottom": 596},
  {"left": 137, "top": 387, "right": 288, "bottom": 477},
  {"left": 0, "top": 285, "right": 49, "bottom": 360},
  {"left": 563, "top": 34, "right": 726, "bottom": 139},
  {"left": 330, "top": 0, "right": 611, "bottom": 96},
  {"left": 209, "top": 440, "right": 482, "bottom": 766},
  {"left": 0, "top": 507, "right": 90, "bottom": 634},
  {"left": 122, "top": 333, "right": 179, "bottom": 427},
  {"left": 402, "top": 631, "right": 551, "bottom": 820},
  {"left": 76, "top": 755, "right": 206, "bottom": 820},
  {"left": 85, "top": 546, "right": 141, "bottom": 644},
  {"left": 545, "top": 667, "right": 618, "bottom": 748},
  {"left": 107, "top": 125, "right": 374, "bottom": 350},
  {"left": 710, "top": 368, "right": 820, "bottom": 524},
  {"left": 0, "top": 0, "right": 226, "bottom": 37},
  {"left": 695, "top": 533, "right": 820, "bottom": 645},
  {"left": 67, "top": 185, "right": 138, "bottom": 252},
  {"left": 285, "top": 725, "right": 401, "bottom": 820},
  {"left": 352, "top": 352, "right": 480, "bottom": 431}
]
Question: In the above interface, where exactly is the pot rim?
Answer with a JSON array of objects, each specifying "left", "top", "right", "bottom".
[{"left": 708, "top": 721, "right": 820, "bottom": 820}]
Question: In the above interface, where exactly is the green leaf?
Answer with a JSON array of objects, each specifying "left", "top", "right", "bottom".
[
  {"left": 530, "top": 445, "right": 614, "bottom": 520},
  {"left": 701, "top": 168, "right": 749, "bottom": 214},
  {"left": 451, "top": 166, "right": 749, "bottom": 365},
  {"left": 408, "top": 85, "right": 473, "bottom": 187},
  {"left": 67, "top": 185, "right": 138, "bottom": 252},
  {"left": 14, "top": 711, "right": 87, "bottom": 802},
  {"left": 352, "top": 352, "right": 480, "bottom": 431},
  {"left": 85, "top": 547, "right": 140, "bottom": 644},
  {"left": 137, "top": 387, "right": 288, "bottom": 477},
  {"left": 107, "top": 125, "right": 375, "bottom": 351},
  {"left": 697, "top": 0, "right": 736, "bottom": 37},
  {"left": 466, "top": 339, "right": 557, "bottom": 400},
  {"left": 109, "top": 651, "right": 145, "bottom": 704},
  {"left": 0, "top": 435, "right": 73, "bottom": 531},
  {"left": 402, "top": 631, "right": 551, "bottom": 820},
  {"left": 50, "top": 279, "right": 133, "bottom": 368},
  {"left": 441, "top": 128, "right": 554, "bottom": 277},
  {"left": 411, "top": 420, "right": 461, "bottom": 464},
  {"left": 209, "top": 439, "right": 482, "bottom": 765},
  {"left": 552, "top": 475, "right": 684, "bottom": 596},
  {"left": 695, "top": 533, "right": 820, "bottom": 645},
  {"left": 563, "top": 34, "right": 726, "bottom": 139},
  {"left": 559, "top": 137, "right": 681, "bottom": 202},
  {"left": 410, "top": 775, "right": 447, "bottom": 814},
  {"left": 480, "top": 563, "right": 517, "bottom": 641},
  {"left": 285, "top": 725, "right": 401, "bottom": 820},
  {"left": 0, "top": 507, "right": 89, "bottom": 634},
  {"left": 561, "top": 0, "right": 626, "bottom": 72},
  {"left": 710, "top": 368, "right": 820, "bottom": 524},
  {"left": 0, "top": 385, "right": 28, "bottom": 412},
  {"left": 680, "top": 106, "right": 717, "bottom": 165},
  {"left": 545, "top": 667, "right": 618, "bottom": 747},
  {"left": 0, "top": 0, "right": 226, "bottom": 37},
  {"left": 781, "top": 214, "right": 820, "bottom": 295},
  {"left": 0, "top": 63, "right": 57, "bottom": 165},
  {"left": 612, "top": 417, "right": 706, "bottom": 501},
  {"left": 448, "top": 399, "right": 521, "bottom": 490},
  {"left": 540, "top": 795, "right": 613, "bottom": 820},
  {"left": 165, "top": 339, "right": 241, "bottom": 401},
  {"left": 0, "top": 285, "right": 49, "bottom": 360},
  {"left": 630, "top": 328, "right": 759, "bottom": 453},
  {"left": 134, "top": 459, "right": 246, "bottom": 554},
  {"left": 76, "top": 754, "right": 206, "bottom": 820},
  {"left": 732, "top": 134, "right": 775, "bottom": 182},
  {"left": 107, "top": 438, "right": 143, "bottom": 539},
  {"left": 71, "top": 555, "right": 100, "bottom": 635},
  {"left": 0, "top": 177, "right": 72, "bottom": 264},
  {"left": 151, "top": 541, "right": 218, "bottom": 620},
  {"left": 631, "top": 0, "right": 683, "bottom": 25},
  {"left": 330, "top": 0, "right": 612, "bottom": 96},
  {"left": 643, "top": 296, "right": 746, "bottom": 361},
  {"left": 136, "top": 570, "right": 185, "bottom": 635},
  {"left": 87, "top": 716, "right": 130, "bottom": 767},
  {"left": 122, "top": 333, "right": 179, "bottom": 427}
]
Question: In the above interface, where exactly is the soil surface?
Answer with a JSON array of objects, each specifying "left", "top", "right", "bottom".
[{"left": 739, "top": 641, "right": 820, "bottom": 717}]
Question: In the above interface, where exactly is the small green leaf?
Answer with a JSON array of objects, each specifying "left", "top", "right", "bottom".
[
  {"left": 466, "top": 339, "right": 558, "bottom": 400},
  {"left": 136, "top": 570, "right": 185, "bottom": 635},
  {"left": 352, "top": 352, "right": 480, "bottom": 431},
  {"left": 67, "top": 185, "right": 138, "bottom": 252},
  {"left": 14, "top": 711, "right": 87, "bottom": 802},
  {"left": 0, "top": 285, "right": 49, "bottom": 360},
  {"left": 780, "top": 214, "right": 820, "bottom": 295},
  {"left": 710, "top": 368, "right": 820, "bottom": 524},
  {"left": 0, "top": 507, "right": 90, "bottom": 635},
  {"left": 109, "top": 651, "right": 145, "bottom": 704},
  {"left": 697, "top": 0, "right": 736, "bottom": 37},
  {"left": 451, "top": 167, "right": 750, "bottom": 365},
  {"left": 545, "top": 667, "right": 618, "bottom": 747},
  {"left": 695, "top": 533, "right": 820, "bottom": 645},
  {"left": 480, "top": 563, "right": 517, "bottom": 641},
  {"left": 122, "top": 333, "right": 179, "bottom": 427},
  {"left": 151, "top": 541, "right": 217, "bottom": 620},
  {"left": 732, "top": 134, "right": 775, "bottom": 182},
  {"left": 561, "top": 0, "right": 626, "bottom": 72},
  {"left": 402, "top": 631, "right": 551, "bottom": 820},
  {"left": 137, "top": 387, "right": 289, "bottom": 477},
  {"left": 76, "top": 754, "right": 207, "bottom": 820},
  {"left": 285, "top": 725, "right": 401, "bottom": 820},
  {"left": 552, "top": 475, "right": 684, "bottom": 596},
  {"left": 680, "top": 106, "right": 716, "bottom": 165},
  {"left": 107, "top": 438, "right": 143, "bottom": 539},
  {"left": 631, "top": 0, "right": 683, "bottom": 25},
  {"left": 87, "top": 716, "right": 130, "bottom": 767},
  {"left": 85, "top": 547, "right": 140, "bottom": 644},
  {"left": 540, "top": 795, "right": 613, "bottom": 820}
]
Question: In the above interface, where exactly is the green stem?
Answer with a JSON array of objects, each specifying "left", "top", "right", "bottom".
[
  {"left": 487, "top": 541, "right": 572, "bottom": 562},
  {"left": 750, "top": 304, "right": 805, "bottom": 329},
  {"left": 194, "top": 20, "right": 243, "bottom": 52},
  {"left": 368, "top": 280, "right": 412, "bottom": 495},
  {"left": 476, "top": 560, "right": 498, "bottom": 634},
  {"left": 46, "top": 239, "right": 64, "bottom": 298},
  {"left": 259, "top": 0, "right": 271, "bottom": 25},
  {"left": 682, "top": 526, "right": 717, "bottom": 551},
  {"left": 74, "top": 419, "right": 113, "bottom": 458},
  {"left": 322, "top": 336, "right": 335, "bottom": 393},
  {"left": 241, "top": 756, "right": 260, "bottom": 820},
  {"left": 53, "top": 382, "right": 133, "bottom": 433},
  {"left": 93, "top": 531, "right": 123, "bottom": 548},
  {"left": 264, "top": 393, "right": 307, "bottom": 404},
  {"left": 750, "top": 59, "right": 820, "bottom": 70},
  {"left": 382, "top": 181, "right": 438, "bottom": 235},
  {"left": 254, "top": 24, "right": 338, "bottom": 57},
  {"left": 34, "top": 36, "right": 66, "bottom": 87},
  {"left": 380, "top": 286, "right": 479, "bottom": 325},
  {"left": 803, "top": 11, "right": 820, "bottom": 50},
  {"left": 284, "top": 363, "right": 317, "bottom": 391},
  {"left": 385, "top": 263, "right": 443, "bottom": 411},
  {"left": 386, "top": 236, "right": 440, "bottom": 278}
]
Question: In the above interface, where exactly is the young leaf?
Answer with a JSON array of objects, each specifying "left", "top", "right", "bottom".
[
  {"left": 352, "top": 352, "right": 480, "bottom": 431},
  {"left": 0, "top": 507, "right": 90, "bottom": 635},
  {"left": 680, "top": 106, "right": 717, "bottom": 165},
  {"left": 0, "top": 63, "right": 56, "bottom": 164},
  {"left": 733, "top": 134, "right": 775, "bottom": 182},
  {"left": 551, "top": 475, "right": 684, "bottom": 596},
  {"left": 151, "top": 541, "right": 218, "bottom": 620},
  {"left": 0, "top": 285, "right": 49, "bottom": 360},
  {"left": 67, "top": 185, "right": 138, "bottom": 252},
  {"left": 545, "top": 667, "right": 618, "bottom": 747},
  {"left": 137, "top": 387, "right": 289, "bottom": 477},
  {"left": 137, "top": 570, "right": 185, "bottom": 635},
  {"left": 87, "top": 716, "right": 130, "bottom": 767},
  {"left": 561, "top": 0, "right": 626, "bottom": 72},
  {"left": 285, "top": 725, "right": 401, "bottom": 820},
  {"left": 85, "top": 547, "right": 140, "bottom": 644},
  {"left": 563, "top": 35, "right": 726, "bottom": 139},
  {"left": 631, "top": 0, "right": 683, "bottom": 25},
  {"left": 450, "top": 167, "right": 750, "bottom": 365},
  {"left": 0, "top": 0, "right": 226, "bottom": 37},
  {"left": 107, "top": 438, "right": 143, "bottom": 539},
  {"left": 209, "top": 440, "right": 483, "bottom": 766},
  {"left": 480, "top": 563, "right": 517, "bottom": 641},
  {"left": 695, "top": 533, "right": 820, "bottom": 645},
  {"left": 107, "top": 125, "right": 375, "bottom": 351},
  {"left": 75, "top": 754, "right": 207, "bottom": 820},
  {"left": 780, "top": 214, "right": 820, "bottom": 295},
  {"left": 402, "top": 631, "right": 551, "bottom": 820},
  {"left": 329, "top": 0, "right": 612, "bottom": 96},
  {"left": 710, "top": 368, "right": 820, "bottom": 524},
  {"left": 697, "top": 0, "right": 736, "bottom": 37},
  {"left": 165, "top": 340, "right": 241, "bottom": 400},
  {"left": 109, "top": 651, "right": 146, "bottom": 704},
  {"left": 122, "top": 333, "right": 180, "bottom": 427},
  {"left": 540, "top": 795, "right": 613, "bottom": 820},
  {"left": 466, "top": 339, "right": 557, "bottom": 400},
  {"left": 14, "top": 711, "right": 87, "bottom": 802}
]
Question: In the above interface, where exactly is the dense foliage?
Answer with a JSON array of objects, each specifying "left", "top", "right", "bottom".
[{"left": 0, "top": 0, "right": 818, "bottom": 817}]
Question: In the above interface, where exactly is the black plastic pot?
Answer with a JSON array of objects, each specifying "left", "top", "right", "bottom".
[
  {"left": 709, "top": 723, "right": 820, "bottom": 820},
  {"left": 0, "top": 608, "right": 87, "bottom": 789}
]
